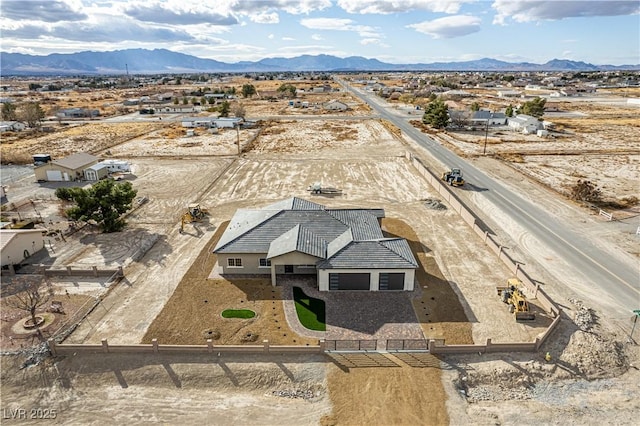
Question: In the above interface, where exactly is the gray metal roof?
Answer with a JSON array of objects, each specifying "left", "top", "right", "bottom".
[
  {"left": 317, "top": 239, "right": 418, "bottom": 269},
  {"left": 326, "top": 229, "right": 353, "bottom": 258},
  {"left": 267, "top": 224, "right": 327, "bottom": 259},
  {"left": 52, "top": 152, "right": 99, "bottom": 170}
]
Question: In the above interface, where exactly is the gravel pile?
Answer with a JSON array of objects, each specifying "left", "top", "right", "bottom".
[{"left": 272, "top": 389, "right": 316, "bottom": 400}]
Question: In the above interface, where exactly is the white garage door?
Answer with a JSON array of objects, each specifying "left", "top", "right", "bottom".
[{"left": 46, "top": 170, "right": 63, "bottom": 181}]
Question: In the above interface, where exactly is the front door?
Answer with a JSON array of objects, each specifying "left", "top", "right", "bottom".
[{"left": 284, "top": 265, "right": 294, "bottom": 273}]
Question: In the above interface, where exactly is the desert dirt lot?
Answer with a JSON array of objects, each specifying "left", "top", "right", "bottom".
[{"left": 2, "top": 81, "right": 639, "bottom": 424}]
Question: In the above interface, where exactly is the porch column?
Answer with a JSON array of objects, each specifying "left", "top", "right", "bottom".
[{"left": 271, "top": 265, "right": 276, "bottom": 287}]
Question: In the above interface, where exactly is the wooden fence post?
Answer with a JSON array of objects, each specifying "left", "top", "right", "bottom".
[
  {"left": 152, "top": 338, "right": 159, "bottom": 353},
  {"left": 101, "top": 338, "right": 109, "bottom": 353},
  {"left": 263, "top": 339, "right": 269, "bottom": 353}
]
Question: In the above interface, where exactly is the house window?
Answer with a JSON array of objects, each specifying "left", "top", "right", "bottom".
[
  {"left": 227, "top": 258, "right": 243, "bottom": 268},
  {"left": 259, "top": 258, "right": 271, "bottom": 268}
]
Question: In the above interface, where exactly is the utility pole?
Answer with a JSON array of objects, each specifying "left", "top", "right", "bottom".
[
  {"left": 629, "top": 310, "right": 640, "bottom": 344},
  {"left": 483, "top": 113, "right": 492, "bottom": 155},
  {"left": 236, "top": 123, "right": 240, "bottom": 155}
]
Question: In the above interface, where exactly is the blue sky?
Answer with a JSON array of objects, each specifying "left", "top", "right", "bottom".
[{"left": 1, "top": 0, "right": 639, "bottom": 65}]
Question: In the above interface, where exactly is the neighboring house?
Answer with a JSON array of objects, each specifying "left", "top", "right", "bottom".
[
  {"left": 34, "top": 152, "right": 99, "bottom": 182},
  {"left": 212, "top": 117, "right": 243, "bottom": 128},
  {"left": 84, "top": 163, "right": 109, "bottom": 181},
  {"left": 508, "top": 114, "right": 544, "bottom": 134},
  {"left": 213, "top": 197, "right": 418, "bottom": 291},
  {"left": 158, "top": 106, "right": 201, "bottom": 113},
  {"left": 181, "top": 117, "right": 216, "bottom": 128},
  {"left": 0, "top": 229, "right": 45, "bottom": 268},
  {"left": 56, "top": 108, "right": 100, "bottom": 118},
  {"left": 497, "top": 90, "right": 522, "bottom": 98},
  {"left": 470, "top": 111, "right": 507, "bottom": 126},
  {"left": 0, "top": 121, "right": 26, "bottom": 132},
  {"left": 323, "top": 100, "right": 349, "bottom": 111}
]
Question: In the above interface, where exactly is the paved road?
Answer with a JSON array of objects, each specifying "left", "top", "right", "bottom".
[{"left": 336, "top": 77, "right": 639, "bottom": 318}]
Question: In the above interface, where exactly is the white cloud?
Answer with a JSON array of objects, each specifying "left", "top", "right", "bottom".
[
  {"left": 492, "top": 0, "right": 640, "bottom": 25},
  {"left": 232, "top": 0, "right": 332, "bottom": 15},
  {"left": 311, "top": 33, "right": 323, "bottom": 40},
  {"left": 337, "top": 0, "right": 475, "bottom": 14},
  {"left": 124, "top": 3, "right": 238, "bottom": 25},
  {"left": 407, "top": 15, "right": 481, "bottom": 38},
  {"left": 249, "top": 11, "right": 280, "bottom": 24},
  {"left": 282, "top": 36, "right": 295, "bottom": 41},
  {"left": 300, "top": 17, "right": 379, "bottom": 37},
  {"left": 360, "top": 38, "right": 379, "bottom": 45},
  {"left": 268, "top": 33, "right": 275, "bottom": 39},
  {"left": 0, "top": 0, "right": 87, "bottom": 22}
]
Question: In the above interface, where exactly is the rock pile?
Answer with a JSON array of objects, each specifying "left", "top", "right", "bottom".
[
  {"left": 423, "top": 198, "right": 447, "bottom": 210},
  {"left": 570, "top": 298, "right": 595, "bottom": 331}
]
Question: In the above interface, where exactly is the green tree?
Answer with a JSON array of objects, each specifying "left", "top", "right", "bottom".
[
  {"left": 422, "top": 97, "right": 449, "bottom": 129},
  {"left": 58, "top": 180, "right": 137, "bottom": 233},
  {"left": 182, "top": 96, "right": 188, "bottom": 105},
  {"left": 470, "top": 102, "right": 480, "bottom": 112},
  {"left": 241, "top": 84, "right": 256, "bottom": 98},
  {"left": 505, "top": 104, "right": 514, "bottom": 117},
  {"left": 173, "top": 97, "right": 179, "bottom": 105},
  {"left": 1, "top": 102, "right": 17, "bottom": 121},
  {"left": 277, "top": 83, "right": 297, "bottom": 98},
  {"left": 201, "top": 96, "right": 207, "bottom": 105},
  {"left": 18, "top": 102, "right": 45, "bottom": 128},
  {"left": 218, "top": 101, "right": 230, "bottom": 117},
  {"left": 518, "top": 96, "right": 546, "bottom": 118}
]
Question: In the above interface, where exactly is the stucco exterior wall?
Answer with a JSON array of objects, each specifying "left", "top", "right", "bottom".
[
  {"left": 317, "top": 268, "right": 415, "bottom": 291},
  {"left": 218, "top": 252, "right": 320, "bottom": 275},
  {"left": 1, "top": 230, "right": 45, "bottom": 266}
]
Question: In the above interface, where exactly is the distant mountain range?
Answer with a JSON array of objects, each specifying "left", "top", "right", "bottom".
[{"left": 1, "top": 48, "right": 638, "bottom": 75}]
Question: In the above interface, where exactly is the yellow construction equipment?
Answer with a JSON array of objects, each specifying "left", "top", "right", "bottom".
[
  {"left": 180, "top": 203, "right": 208, "bottom": 233},
  {"left": 497, "top": 278, "right": 536, "bottom": 321},
  {"left": 442, "top": 168, "right": 465, "bottom": 187}
]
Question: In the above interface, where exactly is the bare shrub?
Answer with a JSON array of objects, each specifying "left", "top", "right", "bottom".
[{"left": 570, "top": 179, "right": 602, "bottom": 203}]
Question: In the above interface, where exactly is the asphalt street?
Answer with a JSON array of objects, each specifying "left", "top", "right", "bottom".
[{"left": 336, "top": 77, "right": 639, "bottom": 319}]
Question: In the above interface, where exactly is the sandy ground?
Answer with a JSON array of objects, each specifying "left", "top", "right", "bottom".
[{"left": 2, "top": 81, "right": 639, "bottom": 425}]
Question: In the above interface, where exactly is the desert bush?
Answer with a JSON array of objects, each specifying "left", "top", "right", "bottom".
[{"left": 570, "top": 179, "right": 602, "bottom": 203}]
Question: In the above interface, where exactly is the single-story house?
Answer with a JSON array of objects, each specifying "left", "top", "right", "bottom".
[
  {"left": 158, "top": 106, "right": 201, "bottom": 114},
  {"left": 181, "top": 117, "right": 216, "bottom": 128},
  {"left": 84, "top": 163, "right": 110, "bottom": 181},
  {"left": 212, "top": 117, "right": 242, "bottom": 128},
  {"left": 56, "top": 108, "right": 100, "bottom": 118},
  {"left": 470, "top": 111, "right": 508, "bottom": 126},
  {"left": 323, "top": 100, "right": 349, "bottom": 111},
  {"left": 0, "top": 121, "right": 26, "bottom": 132},
  {"left": 508, "top": 114, "right": 544, "bottom": 134},
  {"left": 213, "top": 197, "right": 418, "bottom": 291},
  {"left": 34, "top": 152, "right": 99, "bottom": 182},
  {"left": 497, "top": 90, "right": 522, "bottom": 98},
  {"left": 0, "top": 229, "right": 45, "bottom": 268}
]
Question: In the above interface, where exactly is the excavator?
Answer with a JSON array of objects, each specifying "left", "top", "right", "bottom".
[
  {"left": 179, "top": 203, "right": 208, "bottom": 233},
  {"left": 497, "top": 278, "right": 536, "bottom": 321}
]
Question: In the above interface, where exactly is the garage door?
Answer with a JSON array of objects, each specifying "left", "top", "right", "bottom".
[
  {"left": 329, "top": 273, "right": 370, "bottom": 290},
  {"left": 379, "top": 273, "right": 405, "bottom": 290},
  {"left": 46, "top": 170, "right": 63, "bottom": 181}
]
